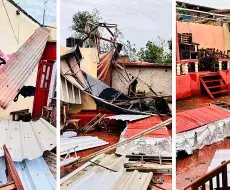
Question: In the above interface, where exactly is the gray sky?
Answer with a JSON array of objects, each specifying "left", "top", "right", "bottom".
[
  {"left": 15, "top": 0, "right": 56, "bottom": 26},
  {"left": 181, "top": 0, "right": 230, "bottom": 9},
  {"left": 60, "top": 0, "right": 172, "bottom": 49}
]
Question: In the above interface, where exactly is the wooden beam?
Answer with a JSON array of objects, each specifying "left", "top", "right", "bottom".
[
  {"left": 0, "top": 183, "right": 16, "bottom": 190},
  {"left": 3, "top": 145, "right": 24, "bottom": 190},
  {"left": 124, "top": 163, "right": 172, "bottom": 173}
]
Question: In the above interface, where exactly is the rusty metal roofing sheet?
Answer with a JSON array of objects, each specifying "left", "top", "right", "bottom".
[
  {"left": 124, "top": 116, "right": 170, "bottom": 138},
  {"left": 61, "top": 154, "right": 153, "bottom": 190},
  {"left": 106, "top": 114, "right": 151, "bottom": 122},
  {"left": 0, "top": 118, "right": 56, "bottom": 162},
  {"left": 176, "top": 106, "right": 230, "bottom": 133},
  {"left": 0, "top": 27, "right": 50, "bottom": 109},
  {"left": 0, "top": 156, "right": 56, "bottom": 189}
]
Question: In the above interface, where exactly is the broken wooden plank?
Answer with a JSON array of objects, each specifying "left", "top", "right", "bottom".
[
  {"left": 124, "top": 163, "right": 172, "bottom": 173},
  {"left": 0, "top": 182, "right": 16, "bottom": 190},
  {"left": 3, "top": 145, "right": 24, "bottom": 190}
]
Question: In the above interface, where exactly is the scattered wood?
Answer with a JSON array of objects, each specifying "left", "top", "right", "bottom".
[
  {"left": 126, "top": 155, "right": 172, "bottom": 164},
  {"left": 80, "top": 113, "right": 106, "bottom": 134},
  {"left": 124, "top": 163, "right": 172, "bottom": 173}
]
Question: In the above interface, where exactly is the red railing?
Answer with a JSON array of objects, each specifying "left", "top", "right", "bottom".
[{"left": 183, "top": 160, "right": 230, "bottom": 190}]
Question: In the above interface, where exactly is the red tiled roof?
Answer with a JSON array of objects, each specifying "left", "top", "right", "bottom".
[{"left": 176, "top": 106, "right": 230, "bottom": 133}]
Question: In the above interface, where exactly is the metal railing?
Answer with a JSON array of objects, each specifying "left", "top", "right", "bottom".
[{"left": 183, "top": 160, "right": 230, "bottom": 190}]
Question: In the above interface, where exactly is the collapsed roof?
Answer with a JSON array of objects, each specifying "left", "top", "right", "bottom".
[
  {"left": 0, "top": 27, "right": 50, "bottom": 109},
  {"left": 60, "top": 45, "right": 171, "bottom": 115}
]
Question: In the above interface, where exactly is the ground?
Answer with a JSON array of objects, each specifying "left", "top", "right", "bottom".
[{"left": 176, "top": 94, "right": 230, "bottom": 113}]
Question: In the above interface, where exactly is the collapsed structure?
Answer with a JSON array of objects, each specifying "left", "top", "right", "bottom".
[
  {"left": 0, "top": 1, "right": 57, "bottom": 189},
  {"left": 60, "top": 22, "right": 172, "bottom": 189}
]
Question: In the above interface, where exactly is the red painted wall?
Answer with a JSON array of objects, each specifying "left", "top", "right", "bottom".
[
  {"left": 177, "top": 71, "right": 230, "bottom": 100},
  {"left": 176, "top": 75, "right": 191, "bottom": 100}
]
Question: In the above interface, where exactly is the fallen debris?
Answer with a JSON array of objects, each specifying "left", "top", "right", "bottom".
[
  {"left": 61, "top": 154, "right": 153, "bottom": 190},
  {"left": 60, "top": 136, "right": 109, "bottom": 155},
  {"left": 0, "top": 27, "right": 50, "bottom": 109},
  {"left": 0, "top": 118, "right": 56, "bottom": 161}
]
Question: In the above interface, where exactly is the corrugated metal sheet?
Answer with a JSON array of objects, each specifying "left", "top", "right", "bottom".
[
  {"left": 124, "top": 116, "right": 169, "bottom": 138},
  {"left": 0, "top": 27, "right": 50, "bottom": 109},
  {"left": 176, "top": 106, "right": 230, "bottom": 133},
  {"left": 106, "top": 114, "right": 151, "bottom": 122},
  {"left": 0, "top": 156, "right": 56, "bottom": 190},
  {"left": 60, "top": 75, "right": 81, "bottom": 104},
  {"left": 60, "top": 136, "right": 108, "bottom": 155},
  {"left": 0, "top": 118, "right": 56, "bottom": 162},
  {"left": 61, "top": 154, "right": 153, "bottom": 190}
]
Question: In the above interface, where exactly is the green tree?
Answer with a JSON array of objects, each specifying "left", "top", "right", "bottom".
[
  {"left": 70, "top": 9, "right": 101, "bottom": 39},
  {"left": 137, "top": 37, "right": 172, "bottom": 63}
]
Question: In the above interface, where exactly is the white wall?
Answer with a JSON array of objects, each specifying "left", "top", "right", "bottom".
[{"left": 112, "top": 66, "right": 172, "bottom": 96}]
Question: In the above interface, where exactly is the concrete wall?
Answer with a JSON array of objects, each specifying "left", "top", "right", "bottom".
[
  {"left": 223, "top": 23, "right": 230, "bottom": 52},
  {"left": 0, "top": 0, "right": 40, "bottom": 119},
  {"left": 112, "top": 66, "right": 172, "bottom": 96},
  {"left": 177, "top": 21, "right": 225, "bottom": 51}
]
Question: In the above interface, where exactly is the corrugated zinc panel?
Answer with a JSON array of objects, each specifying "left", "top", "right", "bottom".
[
  {"left": 0, "top": 27, "right": 50, "bottom": 109},
  {"left": 106, "top": 114, "right": 151, "bottom": 121},
  {"left": 60, "top": 75, "right": 81, "bottom": 104},
  {"left": 123, "top": 116, "right": 170, "bottom": 138},
  {"left": 60, "top": 136, "right": 108, "bottom": 155},
  {"left": 0, "top": 118, "right": 56, "bottom": 162},
  {"left": 177, "top": 106, "right": 230, "bottom": 133},
  {"left": 0, "top": 157, "right": 7, "bottom": 186},
  {"left": 0, "top": 156, "right": 56, "bottom": 190},
  {"left": 61, "top": 154, "right": 152, "bottom": 190}
]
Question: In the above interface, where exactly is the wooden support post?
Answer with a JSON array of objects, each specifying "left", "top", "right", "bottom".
[{"left": 228, "top": 61, "right": 230, "bottom": 70}]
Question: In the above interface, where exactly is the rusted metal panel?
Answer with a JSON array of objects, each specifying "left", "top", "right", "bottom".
[
  {"left": 176, "top": 106, "right": 230, "bottom": 133},
  {"left": 0, "top": 118, "right": 56, "bottom": 162},
  {"left": 124, "top": 116, "right": 169, "bottom": 138},
  {"left": 0, "top": 27, "right": 50, "bottom": 109}
]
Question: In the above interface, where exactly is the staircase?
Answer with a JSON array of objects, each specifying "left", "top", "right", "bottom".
[{"left": 200, "top": 72, "right": 230, "bottom": 99}]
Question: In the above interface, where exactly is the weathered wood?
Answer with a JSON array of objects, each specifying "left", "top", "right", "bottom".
[
  {"left": 3, "top": 145, "right": 24, "bottom": 190},
  {"left": 78, "top": 118, "right": 172, "bottom": 163},
  {"left": 0, "top": 183, "right": 16, "bottom": 190},
  {"left": 124, "top": 163, "right": 172, "bottom": 173}
]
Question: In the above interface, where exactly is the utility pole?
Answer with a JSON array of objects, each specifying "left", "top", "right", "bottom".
[{"left": 43, "top": 0, "right": 48, "bottom": 26}]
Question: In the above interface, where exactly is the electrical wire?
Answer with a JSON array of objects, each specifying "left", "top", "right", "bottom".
[{"left": 2, "top": 0, "right": 18, "bottom": 44}]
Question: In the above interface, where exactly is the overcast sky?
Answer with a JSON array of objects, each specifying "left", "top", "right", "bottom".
[
  {"left": 14, "top": 0, "right": 56, "bottom": 26},
  {"left": 60, "top": 0, "right": 172, "bottom": 48},
  {"left": 181, "top": 0, "right": 230, "bottom": 9}
]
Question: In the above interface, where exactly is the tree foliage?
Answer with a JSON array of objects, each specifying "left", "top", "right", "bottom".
[
  {"left": 70, "top": 9, "right": 101, "bottom": 39},
  {"left": 137, "top": 38, "right": 172, "bottom": 63}
]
